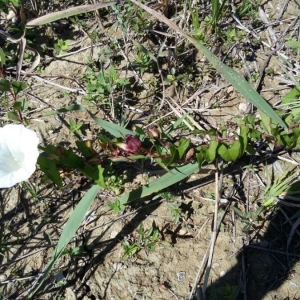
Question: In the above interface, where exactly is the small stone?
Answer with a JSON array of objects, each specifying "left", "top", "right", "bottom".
[
  {"left": 239, "top": 103, "right": 247, "bottom": 112},
  {"left": 178, "top": 229, "right": 188, "bottom": 236},
  {"left": 113, "top": 262, "right": 124, "bottom": 271},
  {"left": 212, "top": 263, "right": 220, "bottom": 269},
  {"left": 177, "top": 271, "right": 186, "bottom": 281},
  {"left": 6, "top": 10, "right": 16, "bottom": 20},
  {"left": 0, "top": 274, "right": 7, "bottom": 282},
  {"left": 227, "top": 86, "right": 234, "bottom": 94},
  {"left": 110, "top": 231, "right": 118, "bottom": 239},
  {"left": 220, "top": 271, "right": 226, "bottom": 277}
]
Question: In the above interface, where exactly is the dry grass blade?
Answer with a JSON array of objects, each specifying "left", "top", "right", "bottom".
[
  {"left": 26, "top": 46, "right": 41, "bottom": 73},
  {"left": 165, "top": 98, "right": 194, "bottom": 130},
  {"left": 128, "top": 0, "right": 287, "bottom": 130},
  {"left": 26, "top": 2, "right": 116, "bottom": 27},
  {"left": 16, "top": 38, "right": 26, "bottom": 81},
  {"left": 202, "top": 160, "right": 221, "bottom": 298}
]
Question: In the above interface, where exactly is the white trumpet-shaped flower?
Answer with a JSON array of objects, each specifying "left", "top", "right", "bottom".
[{"left": 0, "top": 124, "right": 39, "bottom": 188}]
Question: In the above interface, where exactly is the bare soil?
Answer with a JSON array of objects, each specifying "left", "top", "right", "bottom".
[{"left": 0, "top": 0, "right": 299, "bottom": 300}]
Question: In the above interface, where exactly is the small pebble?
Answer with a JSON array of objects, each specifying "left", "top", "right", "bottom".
[
  {"left": 6, "top": 10, "right": 16, "bottom": 20},
  {"left": 113, "top": 262, "right": 124, "bottom": 271},
  {"left": 177, "top": 271, "right": 186, "bottom": 281},
  {"left": 227, "top": 86, "right": 234, "bottom": 94},
  {"left": 110, "top": 231, "right": 118, "bottom": 239},
  {"left": 239, "top": 103, "right": 247, "bottom": 112},
  {"left": 178, "top": 229, "right": 188, "bottom": 236},
  {"left": 212, "top": 263, "right": 220, "bottom": 269}
]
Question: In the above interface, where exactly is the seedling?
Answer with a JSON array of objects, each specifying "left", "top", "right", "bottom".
[
  {"left": 54, "top": 39, "right": 70, "bottom": 55},
  {"left": 68, "top": 118, "right": 83, "bottom": 135},
  {"left": 263, "top": 169, "right": 298, "bottom": 208},
  {"left": 122, "top": 223, "right": 160, "bottom": 259},
  {"left": 233, "top": 206, "right": 265, "bottom": 233}
]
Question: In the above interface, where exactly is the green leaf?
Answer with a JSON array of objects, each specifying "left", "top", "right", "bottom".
[
  {"left": 11, "top": 81, "right": 27, "bottom": 95},
  {"left": 206, "top": 140, "right": 219, "bottom": 162},
  {"left": 76, "top": 141, "right": 96, "bottom": 158},
  {"left": 232, "top": 206, "right": 244, "bottom": 218},
  {"left": 176, "top": 139, "right": 190, "bottom": 159},
  {"left": 13, "top": 99, "right": 28, "bottom": 112},
  {"left": 0, "top": 48, "right": 6, "bottom": 67},
  {"left": 133, "top": 40, "right": 158, "bottom": 63},
  {"left": 87, "top": 110, "right": 135, "bottom": 138},
  {"left": 43, "top": 104, "right": 86, "bottom": 116},
  {"left": 26, "top": 2, "right": 115, "bottom": 27},
  {"left": 108, "top": 199, "right": 125, "bottom": 214},
  {"left": 190, "top": 38, "right": 286, "bottom": 129},
  {"left": 118, "top": 162, "right": 199, "bottom": 205},
  {"left": 282, "top": 87, "right": 300, "bottom": 104},
  {"left": 0, "top": 79, "right": 10, "bottom": 92},
  {"left": 260, "top": 111, "right": 272, "bottom": 135},
  {"left": 285, "top": 40, "right": 300, "bottom": 49},
  {"left": 82, "top": 165, "right": 106, "bottom": 188},
  {"left": 163, "top": 143, "right": 179, "bottom": 166},
  {"left": 218, "top": 141, "right": 241, "bottom": 161},
  {"left": 196, "top": 151, "right": 205, "bottom": 169},
  {"left": 37, "top": 156, "right": 63, "bottom": 188},
  {"left": 239, "top": 125, "right": 248, "bottom": 154},
  {"left": 7, "top": 111, "right": 20, "bottom": 121}
]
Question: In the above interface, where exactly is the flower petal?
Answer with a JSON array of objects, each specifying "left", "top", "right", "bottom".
[{"left": 0, "top": 124, "right": 39, "bottom": 188}]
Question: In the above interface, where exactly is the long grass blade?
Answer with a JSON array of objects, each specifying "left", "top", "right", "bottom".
[
  {"left": 26, "top": 185, "right": 100, "bottom": 299},
  {"left": 118, "top": 162, "right": 199, "bottom": 204},
  {"left": 87, "top": 110, "right": 136, "bottom": 138},
  {"left": 128, "top": 0, "right": 287, "bottom": 130},
  {"left": 26, "top": 2, "right": 115, "bottom": 27}
]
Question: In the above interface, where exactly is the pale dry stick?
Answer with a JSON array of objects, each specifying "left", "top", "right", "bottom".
[
  {"left": 255, "top": 17, "right": 297, "bottom": 32},
  {"left": 189, "top": 201, "right": 231, "bottom": 300},
  {"left": 231, "top": 17, "right": 272, "bottom": 49},
  {"left": 232, "top": 206, "right": 236, "bottom": 245},
  {"left": 24, "top": 74, "right": 86, "bottom": 94},
  {"left": 157, "top": 45, "right": 167, "bottom": 111},
  {"left": 0, "top": 273, "right": 42, "bottom": 285},
  {"left": 54, "top": 42, "right": 105, "bottom": 59},
  {"left": 259, "top": 7, "right": 278, "bottom": 46},
  {"left": 179, "top": 0, "right": 199, "bottom": 30},
  {"left": 169, "top": 97, "right": 205, "bottom": 130},
  {"left": 0, "top": 247, "right": 48, "bottom": 271},
  {"left": 167, "top": 288, "right": 179, "bottom": 300},
  {"left": 195, "top": 217, "right": 211, "bottom": 239},
  {"left": 275, "top": 0, "right": 291, "bottom": 22},
  {"left": 202, "top": 159, "right": 221, "bottom": 298},
  {"left": 261, "top": 85, "right": 294, "bottom": 93},
  {"left": 148, "top": 28, "right": 174, "bottom": 38},
  {"left": 245, "top": 170, "right": 251, "bottom": 244},
  {"left": 143, "top": 111, "right": 173, "bottom": 128},
  {"left": 165, "top": 98, "right": 194, "bottom": 130},
  {"left": 16, "top": 38, "right": 26, "bottom": 81}
]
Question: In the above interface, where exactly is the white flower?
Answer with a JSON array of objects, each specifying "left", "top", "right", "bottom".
[{"left": 0, "top": 124, "right": 39, "bottom": 188}]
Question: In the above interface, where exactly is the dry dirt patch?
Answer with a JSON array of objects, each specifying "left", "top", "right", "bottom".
[{"left": 1, "top": 0, "right": 300, "bottom": 299}]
